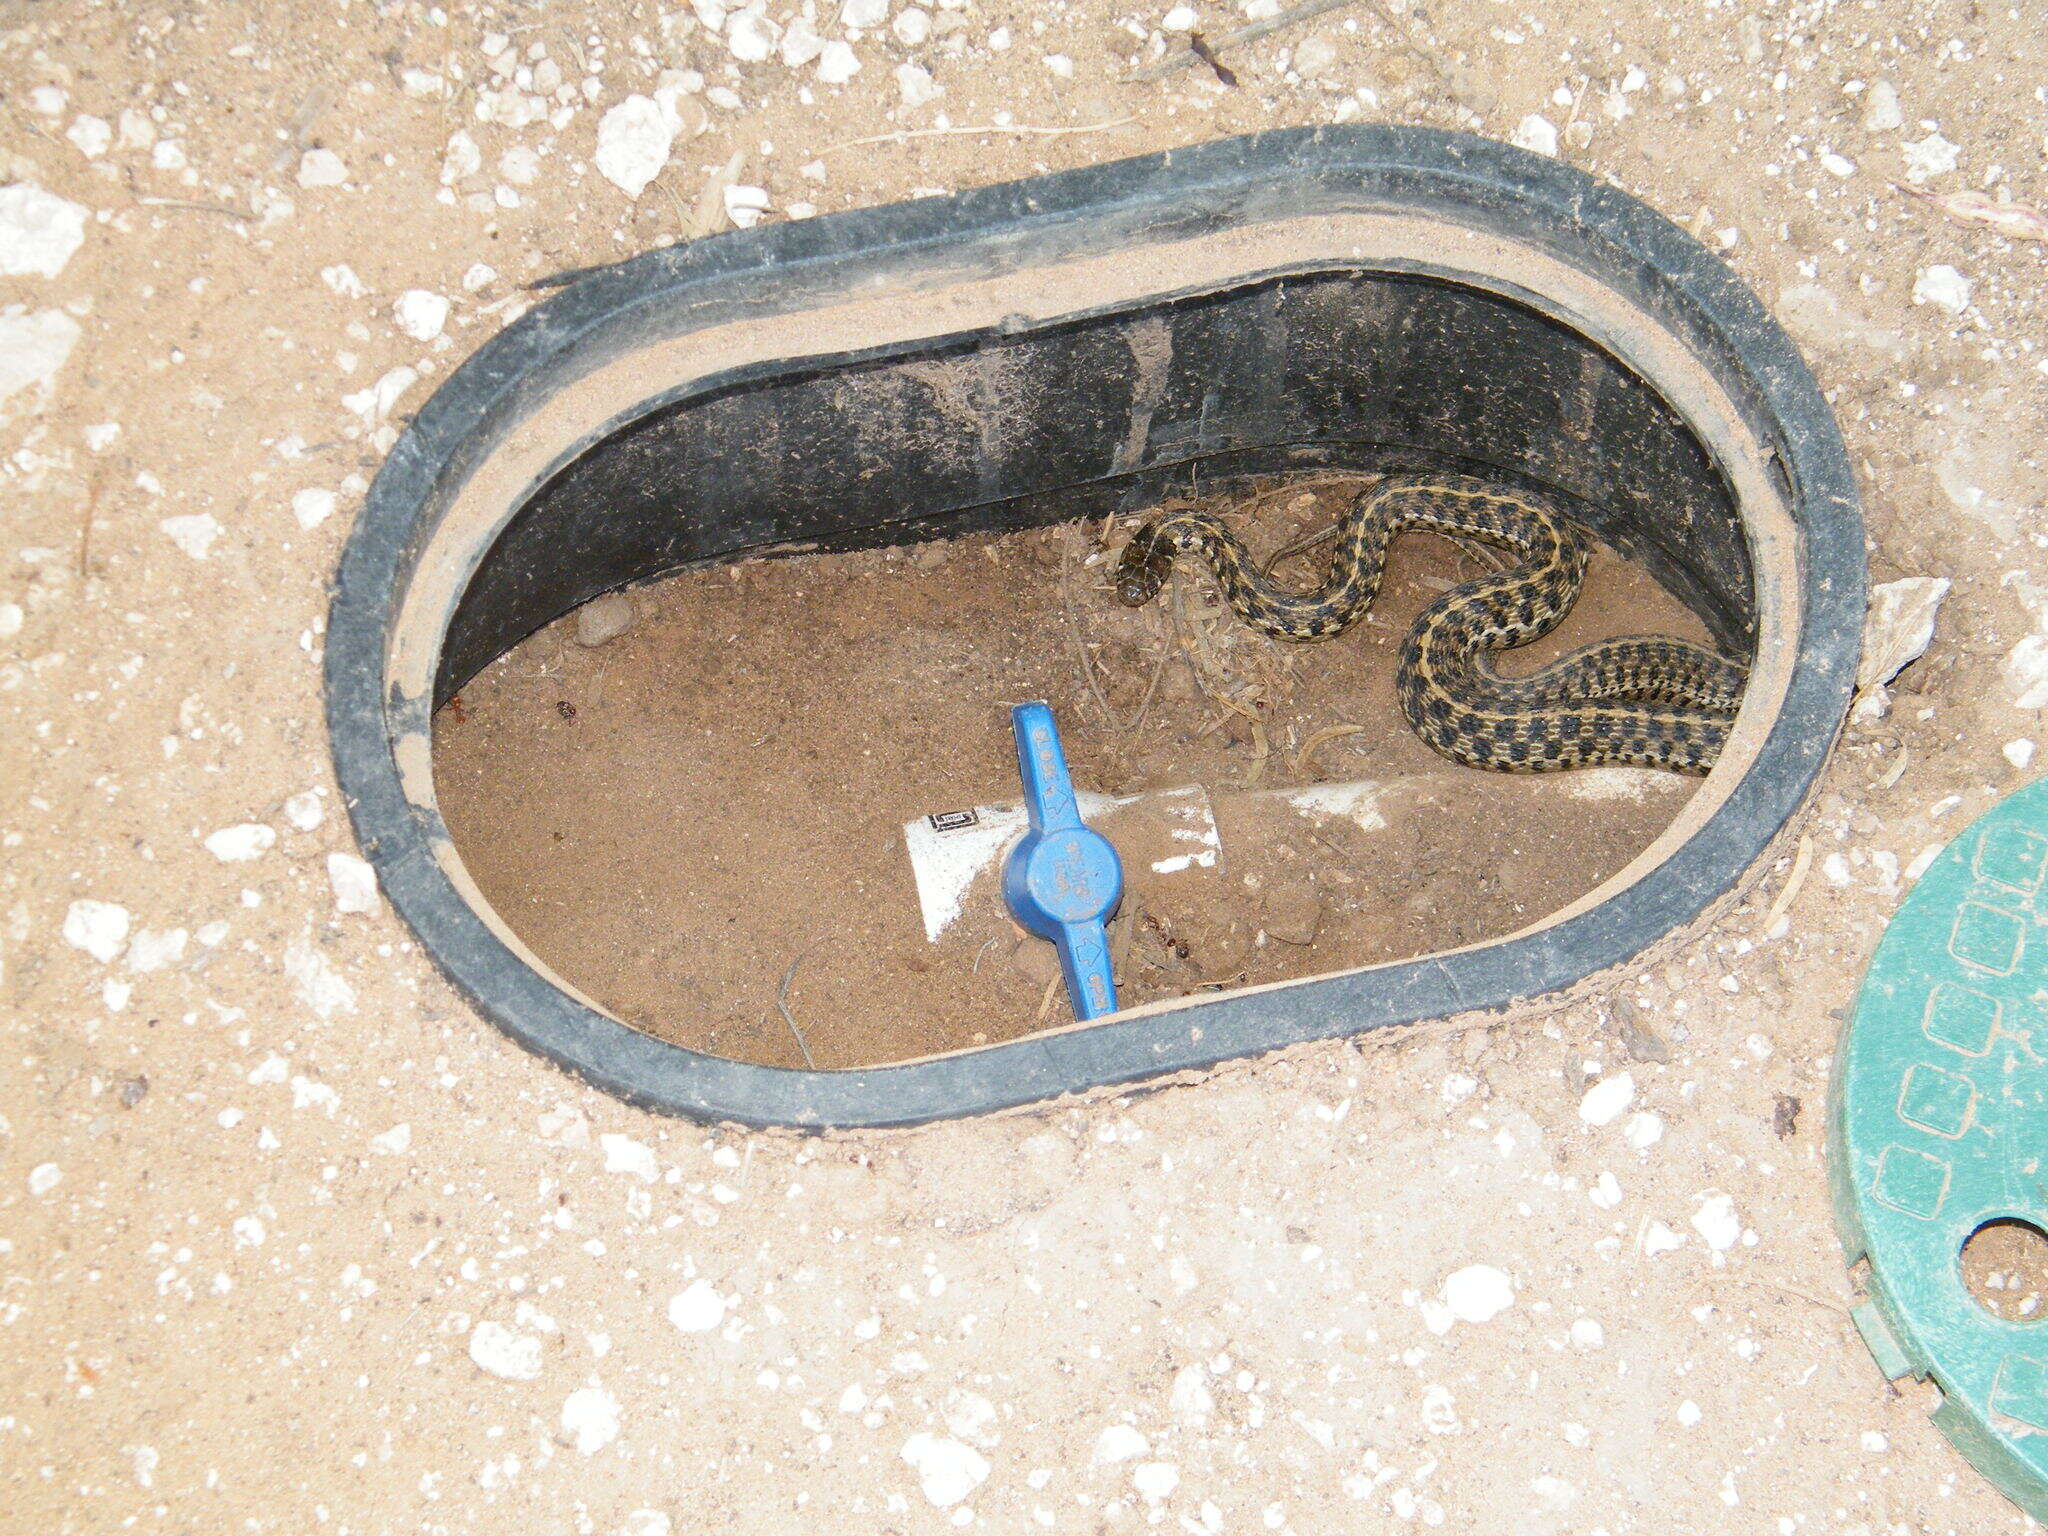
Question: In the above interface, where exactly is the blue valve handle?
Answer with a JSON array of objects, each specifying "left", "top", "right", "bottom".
[{"left": 1001, "top": 702, "right": 1123, "bottom": 1020}]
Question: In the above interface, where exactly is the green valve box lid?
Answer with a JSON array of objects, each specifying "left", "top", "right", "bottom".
[{"left": 1830, "top": 778, "right": 2048, "bottom": 1519}]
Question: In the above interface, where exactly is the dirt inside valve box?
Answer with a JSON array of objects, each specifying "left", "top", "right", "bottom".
[{"left": 433, "top": 474, "right": 1714, "bottom": 1069}]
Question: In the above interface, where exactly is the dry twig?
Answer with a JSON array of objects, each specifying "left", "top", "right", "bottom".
[{"left": 830, "top": 119, "right": 1135, "bottom": 152}]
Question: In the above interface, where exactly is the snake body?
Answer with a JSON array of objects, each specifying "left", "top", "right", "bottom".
[{"left": 1112, "top": 473, "right": 1747, "bottom": 775}]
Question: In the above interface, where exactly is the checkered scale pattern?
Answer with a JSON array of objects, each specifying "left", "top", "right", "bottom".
[{"left": 1112, "top": 473, "right": 1747, "bottom": 776}]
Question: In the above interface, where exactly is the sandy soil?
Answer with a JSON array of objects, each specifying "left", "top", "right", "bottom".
[
  {"left": 5, "top": 1, "right": 2048, "bottom": 1532},
  {"left": 436, "top": 484, "right": 1708, "bottom": 1067}
]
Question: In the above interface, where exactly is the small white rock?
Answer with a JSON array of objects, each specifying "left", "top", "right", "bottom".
[
  {"left": 0, "top": 184, "right": 89, "bottom": 278},
  {"left": 619, "top": 1513, "right": 672, "bottom": 1536},
  {"left": 594, "top": 95, "right": 675, "bottom": 198},
  {"left": 328, "top": 852, "right": 379, "bottom": 914},
  {"left": 1132, "top": 1462, "right": 1180, "bottom": 1505},
  {"left": 0, "top": 308, "right": 82, "bottom": 407},
  {"left": 1568, "top": 1317, "right": 1605, "bottom": 1349},
  {"left": 1092, "top": 1424, "right": 1149, "bottom": 1465},
  {"left": 0, "top": 602, "right": 20, "bottom": 638},
  {"left": 2004, "top": 739, "right": 2035, "bottom": 770},
  {"left": 462, "top": 262, "right": 498, "bottom": 292},
  {"left": 1043, "top": 53, "right": 1075, "bottom": 78},
  {"left": 1643, "top": 1221, "right": 1685, "bottom": 1256},
  {"left": 1162, "top": 4, "right": 1198, "bottom": 30},
  {"left": 817, "top": 40, "right": 862, "bottom": 84},
  {"left": 441, "top": 130, "right": 482, "bottom": 186},
  {"left": 2005, "top": 637, "right": 2048, "bottom": 710},
  {"left": 393, "top": 289, "right": 450, "bottom": 342},
  {"left": 297, "top": 148, "right": 348, "bottom": 188},
  {"left": 28, "top": 1163, "right": 62, "bottom": 1196},
  {"left": 1441, "top": 1263, "right": 1515, "bottom": 1323},
  {"left": 1861, "top": 79, "right": 1903, "bottom": 133},
  {"left": 1420, "top": 1384, "right": 1459, "bottom": 1434},
  {"left": 1691, "top": 1192, "right": 1742, "bottom": 1251},
  {"left": 780, "top": 16, "right": 825, "bottom": 66},
  {"left": 66, "top": 115, "right": 113, "bottom": 159},
  {"left": 666, "top": 1279, "right": 728, "bottom": 1333},
  {"left": 369, "top": 1122, "right": 412, "bottom": 1155},
  {"left": 321, "top": 263, "right": 368, "bottom": 298},
  {"left": 599, "top": 1133, "right": 659, "bottom": 1181},
  {"left": 160, "top": 513, "right": 226, "bottom": 560},
  {"left": 1912, "top": 264, "right": 1972, "bottom": 315},
  {"left": 1624, "top": 1111, "right": 1665, "bottom": 1149},
  {"left": 1900, "top": 131, "right": 1959, "bottom": 183},
  {"left": 1588, "top": 1171, "right": 1623, "bottom": 1210},
  {"left": 1819, "top": 150, "right": 1856, "bottom": 178},
  {"left": 723, "top": 183, "right": 771, "bottom": 229},
  {"left": 561, "top": 1386, "right": 621, "bottom": 1454},
  {"left": 1168, "top": 1364, "right": 1213, "bottom": 1425},
  {"left": 283, "top": 790, "right": 325, "bottom": 831},
  {"left": 204, "top": 823, "right": 276, "bottom": 863},
  {"left": 893, "top": 6, "right": 931, "bottom": 44},
  {"left": 900, "top": 1433, "right": 990, "bottom": 1508},
  {"left": 841, "top": 0, "right": 888, "bottom": 24},
  {"left": 1511, "top": 114, "right": 1560, "bottom": 156},
  {"left": 292, "top": 487, "right": 337, "bottom": 531},
  {"left": 472, "top": 1319, "right": 544, "bottom": 1379},
  {"left": 1859, "top": 577, "right": 1949, "bottom": 689},
  {"left": 895, "top": 62, "right": 942, "bottom": 107},
  {"left": 726, "top": 5, "right": 781, "bottom": 61},
  {"left": 63, "top": 899, "right": 130, "bottom": 963},
  {"left": 283, "top": 940, "right": 356, "bottom": 1018},
  {"left": 126, "top": 928, "right": 187, "bottom": 972},
  {"left": 500, "top": 146, "right": 541, "bottom": 186},
  {"left": 1578, "top": 1072, "right": 1635, "bottom": 1127},
  {"left": 1677, "top": 1398, "right": 1702, "bottom": 1427}
]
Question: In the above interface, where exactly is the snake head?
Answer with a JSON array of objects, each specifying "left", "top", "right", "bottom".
[{"left": 1112, "top": 533, "right": 1169, "bottom": 607}]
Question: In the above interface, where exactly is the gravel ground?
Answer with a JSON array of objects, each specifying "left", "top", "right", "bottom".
[{"left": 4, "top": 1, "right": 2047, "bottom": 1532}]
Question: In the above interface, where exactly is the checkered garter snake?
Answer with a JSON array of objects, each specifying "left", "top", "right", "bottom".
[{"left": 1112, "top": 473, "right": 1747, "bottom": 775}]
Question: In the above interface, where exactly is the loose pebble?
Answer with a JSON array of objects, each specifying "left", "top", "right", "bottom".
[
  {"left": 1691, "top": 1192, "right": 1742, "bottom": 1252},
  {"left": 1911, "top": 264, "right": 1973, "bottom": 315},
  {"left": 901, "top": 1433, "right": 990, "bottom": 1507},
  {"left": 1859, "top": 577, "right": 1948, "bottom": 688},
  {"left": 393, "top": 289, "right": 450, "bottom": 342},
  {"left": 291, "top": 488, "right": 337, "bottom": 531},
  {"left": 1578, "top": 1072, "right": 1635, "bottom": 1127},
  {"left": 62, "top": 898, "right": 130, "bottom": 963},
  {"left": 328, "top": 852, "right": 379, "bottom": 914},
  {"left": 297, "top": 148, "right": 348, "bottom": 188},
  {"left": 1092, "top": 1424, "right": 1149, "bottom": 1465},
  {"left": 1440, "top": 1264, "right": 1515, "bottom": 1324},
  {"left": 594, "top": 95, "right": 674, "bottom": 197},
  {"left": 470, "top": 1320, "right": 545, "bottom": 1379},
  {"left": 560, "top": 1386, "right": 621, "bottom": 1453},
  {"left": 160, "top": 513, "right": 223, "bottom": 560},
  {"left": 205, "top": 823, "right": 277, "bottom": 862},
  {"left": 667, "top": 1279, "right": 728, "bottom": 1333},
  {"left": 0, "top": 308, "right": 82, "bottom": 406},
  {"left": 1624, "top": 1111, "right": 1665, "bottom": 1150},
  {"left": 599, "top": 1133, "right": 659, "bottom": 1181},
  {"left": 0, "top": 184, "right": 89, "bottom": 279},
  {"left": 1510, "top": 114, "right": 1559, "bottom": 155},
  {"left": 574, "top": 593, "right": 636, "bottom": 647}
]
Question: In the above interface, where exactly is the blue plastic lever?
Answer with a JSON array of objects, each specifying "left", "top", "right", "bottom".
[{"left": 1002, "top": 702, "right": 1123, "bottom": 1020}]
